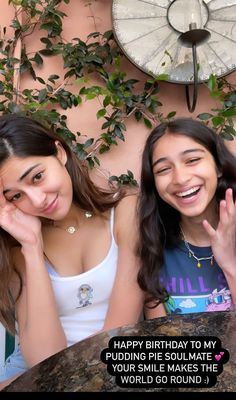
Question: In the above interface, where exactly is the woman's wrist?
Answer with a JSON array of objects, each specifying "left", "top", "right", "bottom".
[
  {"left": 221, "top": 263, "right": 236, "bottom": 280},
  {"left": 21, "top": 238, "right": 44, "bottom": 260}
]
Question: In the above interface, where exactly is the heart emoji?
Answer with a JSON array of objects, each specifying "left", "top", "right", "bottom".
[
  {"left": 215, "top": 354, "right": 222, "bottom": 362},
  {"left": 220, "top": 352, "right": 224, "bottom": 356}
]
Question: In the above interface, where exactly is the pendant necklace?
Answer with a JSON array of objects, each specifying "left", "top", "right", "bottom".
[
  {"left": 54, "top": 211, "right": 93, "bottom": 234},
  {"left": 180, "top": 226, "right": 214, "bottom": 268},
  {"left": 66, "top": 226, "right": 78, "bottom": 234}
]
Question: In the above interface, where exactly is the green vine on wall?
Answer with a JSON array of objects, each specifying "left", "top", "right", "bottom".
[
  {"left": 198, "top": 75, "right": 236, "bottom": 140},
  {"left": 0, "top": 0, "right": 235, "bottom": 187},
  {"left": 1, "top": 0, "right": 168, "bottom": 186}
]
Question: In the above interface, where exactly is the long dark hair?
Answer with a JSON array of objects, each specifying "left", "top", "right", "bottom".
[
  {"left": 0, "top": 114, "right": 122, "bottom": 334},
  {"left": 137, "top": 117, "right": 236, "bottom": 306}
]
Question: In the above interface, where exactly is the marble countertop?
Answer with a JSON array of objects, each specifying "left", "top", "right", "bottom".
[{"left": 2, "top": 310, "right": 236, "bottom": 392}]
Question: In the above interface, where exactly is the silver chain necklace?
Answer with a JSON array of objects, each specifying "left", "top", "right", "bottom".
[{"left": 180, "top": 226, "right": 214, "bottom": 268}]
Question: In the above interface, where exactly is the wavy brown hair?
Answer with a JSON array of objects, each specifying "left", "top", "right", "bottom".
[
  {"left": 0, "top": 114, "right": 123, "bottom": 334},
  {"left": 137, "top": 118, "right": 236, "bottom": 307}
]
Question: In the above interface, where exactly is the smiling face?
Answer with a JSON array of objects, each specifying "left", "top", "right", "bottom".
[
  {"left": 152, "top": 133, "right": 220, "bottom": 223},
  {"left": 0, "top": 143, "right": 73, "bottom": 221}
]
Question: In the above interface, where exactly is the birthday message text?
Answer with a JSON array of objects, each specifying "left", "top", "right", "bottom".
[{"left": 100, "top": 336, "right": 229, "bottom": 388}]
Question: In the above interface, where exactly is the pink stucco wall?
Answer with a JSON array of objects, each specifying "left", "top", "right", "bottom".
[{"left": 1, "top": 0, "right": 236, "bottom": 184}]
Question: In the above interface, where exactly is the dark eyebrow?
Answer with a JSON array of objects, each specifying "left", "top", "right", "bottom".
[
  {"left": 152, "top": 148, "right": 205, "bottom": 168},
  {"left": 18, "top": 164, "right": 41, "bottom": 181},
  {"left": 3, "top": 164, "right": 41, "bottom": 195}
]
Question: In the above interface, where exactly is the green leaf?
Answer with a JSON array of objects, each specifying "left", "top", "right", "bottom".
[
  {"left": 38, "top": 89, "right": 47, "bottom": 103},
  {"left": 144, "top": 97, "right": 152, "bottom": 108},
  {"left": 39, "top": 49, "right": 55, "bottom": 56},
  {"left": 221, "top": 109, "right": 236, "bottom": 117},
  {"left": 135, "top": 110, "right": 142, "bottom": 122},
  {"left": 59, "top": 99, "right": 68, "bottom": 109},
  {"left": 93, "top": 156, "right": 100, "bottom": 166},
  {"left": 96, "top": 108, "right": 106, "bottom": 119},
  {"left": 210, "top": 90, "right": 222, "bottom": 98},
  {"left": 87, "top": 158, "right": 95, "bottom": 168},
  {"left": 85, "top": 55, "right": 103, "bottom": 64},
  {"left": 86, "top": 93, "right": 97, "bottom": 100},
  {"left": 75, "top": 77, "right": 87, "bottom": 86},
  {"left": 212, "top": 116, "right": 224, "bottom": 127},
  {"left": 144, "top": 118, "right": 152, "bottom": 129},
  {"left": 76, "top": 95, "right": 82, "bottom": 105},
  {"left": 223, "top": 125, "right": 236, "bottom": 136},
  {"left": 99, "top": 144, "right": 110, "bottom": 154},
  {"left": 103, "top": 96, "right": 111, "bottom": 107},
  {"left": 166, "top": 111, "right": 176, "bottom": 119},
  {"left": 31, "top": 53, "right": 43, "bottom": 65},
  {"left": 10, "top": 19, "right": 22, "bottom": 30},
  {"left": 155, "top": 74, "right": 169, "bottom": 81},
  {"left": 46, "top": 84, "right": 53, "bottom": 93},
  {"left": 114, "top": 127, "right": 125, "bottom": 141},
  {"left": 220, "top": 131, "right": 235, "bottom": 140},
  {"left": 109, "top": 176, "right": 119, "bottom": 183},
  {"left": 40, "top": 37, "right": 53, "bottom": 47},
  {"left": 198, "top": 113, "right": 213, "bottom": 120},
  {"left": 103, "top": 30, "right": 114, "bottom": 40},
  {"left": 207, "top": 74, "right": 217, "bottom": 92},
  {"left": 83, "top": 138, "right": 94, "bottom": 149},
  {"left": 48, "top": 74, "right": 60, "bottom": 82},
  {"left": 36, "top": 76, "right": 45, "bottom": 84},
  {"left": 102, "top": 120, "right": 112, "bottom": 129}
]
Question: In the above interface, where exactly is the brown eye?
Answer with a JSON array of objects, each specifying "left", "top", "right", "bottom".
[
  {"left": 9, "top": 193, "right": 21, "bottom": 202},
  {"left": 33, "top": 172, "right": 43, "bottom": 182},
  {"left": 187, "top": 158, "right": 201, "bottom": 164},
  {"left": 155, "top": 167, "right": 171, "bottom": 175}
]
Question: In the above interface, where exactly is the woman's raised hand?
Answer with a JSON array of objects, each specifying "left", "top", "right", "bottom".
[
  {"left": 203, "top": 188, "right": 236, "bottom": 273},
  {"left": 0, "top": 178, "right": 42, "bottom": 247}
]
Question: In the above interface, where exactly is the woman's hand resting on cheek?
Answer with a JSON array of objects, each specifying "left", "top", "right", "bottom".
[{"left": 0, "top": 178, "right": 42, "bottom": 247}]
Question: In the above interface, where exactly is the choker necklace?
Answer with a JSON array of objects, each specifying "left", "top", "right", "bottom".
[
  {"left": 180, "top": 227, "right": 214, "bottom": 268},
  {"left": 54, "top": 211, "right": 93, "bottom": 234}
]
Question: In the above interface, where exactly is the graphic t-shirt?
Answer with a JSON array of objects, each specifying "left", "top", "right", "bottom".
[{"left": 160, "top": 241, "right": 232, "bottom": 314}]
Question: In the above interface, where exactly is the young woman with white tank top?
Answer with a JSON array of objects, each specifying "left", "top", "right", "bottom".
[
  {"left": 45, "top": 208, "right": 119, "bottom": 345},
  {"left": 0, "top": 115, "right": 145, "bottom": 388}
]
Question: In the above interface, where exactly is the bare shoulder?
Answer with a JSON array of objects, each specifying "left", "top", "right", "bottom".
[
  {"left": 115, "top": 192, "right": 138, "bottom": 213},
  {"left": 114, "top": 193, "right": 139, "bottom": 242}
]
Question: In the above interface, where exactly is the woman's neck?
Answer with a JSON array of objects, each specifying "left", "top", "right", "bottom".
[
  {"left": 59, "top": 203, "right": 82, "bottom": 226},
  {"left": 180, "top": 203, "right": 218, "bottom": 247},
  {"left": 180, "top": 221, "right": 210, "bottom": 246},
  {"left": 51, "top": 203, "right": 88, "bottom": 230}
]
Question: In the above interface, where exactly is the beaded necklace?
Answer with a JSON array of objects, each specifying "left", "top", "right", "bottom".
[{"left": 180, "top": 227, "right": 214, "bottom": 268}]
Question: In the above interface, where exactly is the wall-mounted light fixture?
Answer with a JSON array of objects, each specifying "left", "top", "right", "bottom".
[
  {"left": 112, "top": 0, "right": 236, "bottom": 113},
  {"left": 171, "top": 0, "right": 210, "bottom": 112}
]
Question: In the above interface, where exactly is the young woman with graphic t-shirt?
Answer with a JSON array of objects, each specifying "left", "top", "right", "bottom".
[{"left": 137, "top": 118, "right": 236, "bottom": 318}]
